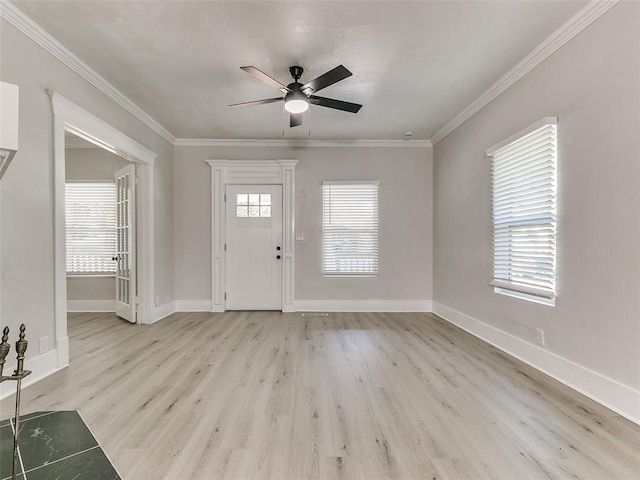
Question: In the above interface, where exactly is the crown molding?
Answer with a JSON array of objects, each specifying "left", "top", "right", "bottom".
[
  {"left": 174, "top": 138, "right": 432, "bottom": 148},
  {"left": 0, "top": 1, "right": 430, "bottom": 150},
  {"left": 431, "top": 0, "right": 620, "bottom": 145},
  {"left": 0, "top": 0, "right": 176, "bottom": 145},
  {"left": 5, "top": 0, "right": 614, "bottom": 149}
]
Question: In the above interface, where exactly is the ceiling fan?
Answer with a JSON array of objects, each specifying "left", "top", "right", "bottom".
[{"left": 230, "top": 65, "right": 362, "bottom": 127}]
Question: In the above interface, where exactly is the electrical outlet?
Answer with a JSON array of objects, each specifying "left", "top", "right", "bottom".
[
  {"left": 536, "top": 328, "right": 545, "bottom": 346},
  {"left": 39, "top": 337, "right": 48, "bottom": 354}
]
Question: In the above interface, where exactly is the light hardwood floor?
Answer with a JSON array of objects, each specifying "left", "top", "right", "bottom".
[{"left": 2, "top": 311, "right": 639, "bottom": 479}]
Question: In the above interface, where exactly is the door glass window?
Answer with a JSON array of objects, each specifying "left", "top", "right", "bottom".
[{"left": 236, "top": 193, "right": 271, "bottom": 217}]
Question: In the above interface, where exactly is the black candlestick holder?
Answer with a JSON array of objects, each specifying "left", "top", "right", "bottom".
[{"left": 0, "top": 324, "right": 32, "bottom": 480}]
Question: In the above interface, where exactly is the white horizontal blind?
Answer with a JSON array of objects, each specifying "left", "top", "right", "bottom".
[
  {"left": 489, "top": 120, "right": 557, "bottom": 299},
  {"left": 66, "top": 183, "right": 117, "bottom": 274},
  {"left": 323, "top": 182, "right": 379, "bottom": 276}
]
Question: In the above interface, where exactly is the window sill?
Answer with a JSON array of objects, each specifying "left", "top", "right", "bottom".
[
  {"left": 322, "top": 274, "right": 379, "bottom": 278},
  {"left": 494, "top": 287, "right": 555, "bottom": 307},
  {"left": 67, "top": 274, "right": 116, "bottom": 279}
]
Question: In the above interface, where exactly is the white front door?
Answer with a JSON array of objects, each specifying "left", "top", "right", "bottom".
[
  {"left": 226, "top": 185, "right": 282, "bottom": 310},
  {"left": 114, "top": 164, "right": 136, "bottom": 323}
]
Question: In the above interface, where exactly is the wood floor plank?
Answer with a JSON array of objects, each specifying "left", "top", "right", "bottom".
[{"left": 1, "top": 311, "right": 639, "bottom": 479}]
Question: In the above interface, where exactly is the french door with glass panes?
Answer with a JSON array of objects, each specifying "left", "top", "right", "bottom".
[
  {"left": 114, "top": 164, "right": 136, "bottom": 323},
  {"left": 226, "top": 185, "right": 282, "bottom": 310}
]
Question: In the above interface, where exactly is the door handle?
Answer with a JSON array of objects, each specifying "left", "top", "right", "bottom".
[
  {"left": 276, "top": 246, "right": 281, "bottom": 251},
  {"left": 276, "top": 255, "right": 281, "bottom": 260}
]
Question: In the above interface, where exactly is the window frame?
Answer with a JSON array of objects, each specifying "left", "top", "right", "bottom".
[
  {"left": 322, "top": 180, "right": 380, "bottom": 277},
  {"left": 486, "top": 117, "right": 558, "bottom": 305},
  {"left": 65, "top": 179, "right": 117, "bottom": 276}
]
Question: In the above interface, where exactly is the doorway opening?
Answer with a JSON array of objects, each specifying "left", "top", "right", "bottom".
[
  {"left": 64, "top": 133, "right": 137, "bottom": 323},
  {"left": 51, "top": 91, "right": 157, "bottom": 369}
]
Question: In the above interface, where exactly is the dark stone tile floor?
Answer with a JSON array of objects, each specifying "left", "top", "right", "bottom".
[{"left": 0, "top": 411, "right": 120, "bottom": 480}]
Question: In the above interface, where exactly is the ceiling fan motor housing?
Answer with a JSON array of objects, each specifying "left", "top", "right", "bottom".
[{"left": 289, "top": 65, "right": 304, "bottom": 81}]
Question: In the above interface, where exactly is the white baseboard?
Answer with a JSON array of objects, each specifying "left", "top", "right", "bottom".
[
  {"left": 0, "top": 349, "right": 66, "bottom": 399},
  {"left": 151, "top": 301, "right": 177, "bottom": 324},
  {"left": 174, "top": 300, "right": 213, "bottom": 312},
  {"left": 170, "top": 299, "right": 433, "bottom": 313},
  {"left": 431, "top": 302, "right": 640, "bottom": 426},
  {"left": 67, "top": 299, "right": 115, "bottom": 312},
  {"left": 295, "top": 300, "right": 433, "bottom": 312}
]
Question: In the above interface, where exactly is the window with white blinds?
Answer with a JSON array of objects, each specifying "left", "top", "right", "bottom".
[
  {"left": 323, "top": 182, "right": 379, "bottom": 276},
  {"left": 487, "top": 117, "right": 557, "bottom": 302},
  {"left": 66, "top": 182, "right": 117, "bottom": 274}
]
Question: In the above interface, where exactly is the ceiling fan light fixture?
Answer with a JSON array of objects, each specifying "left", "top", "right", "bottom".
[
  {"left": 233, "top": 64, "right": 362, "bottom": 126},
  {"left": 284, "top": 91, "right": 309, "bottom": 113}
]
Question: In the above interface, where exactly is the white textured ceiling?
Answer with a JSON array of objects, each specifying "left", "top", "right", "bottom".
[{"left": 14, "top": 1, "right": 586, "bottom": 140}]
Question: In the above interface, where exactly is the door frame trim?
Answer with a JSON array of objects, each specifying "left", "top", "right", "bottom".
[
  {"left": 205, "top": 160, "right": 298, "bottom": 312},
  {"left": 50, "top": 91, "right": 157, "bottom": 369}
]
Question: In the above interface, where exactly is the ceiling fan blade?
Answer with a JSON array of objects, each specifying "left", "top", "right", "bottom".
[
  {"left": 240, "top": 66, "right": 291, "bottom": 92},
  {"left": 309, "top": 95, "right": 362, "bottom": 113},
  {"left": 290, "top": 112, "right": 303, "bottom": 128},
  {"left": 229, "top": 97, "right": 284, "bottom": 108},
  {"left": 302, "top": 65, "right": 352, "bottom": 94}
]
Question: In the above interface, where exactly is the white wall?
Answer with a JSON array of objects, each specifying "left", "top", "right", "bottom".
[
  {"left": 65, "top": 146, "right": 130, "bottom": 307},
  {"left": 0, "top": 20, "right": 175, "bottom": 359},
  {"left": 174, "top": 146, "right": 433, "bottom": 309},
  {"left": 433, "top": 3, "right": 640, "bottom": 418},
  {"left": 65, "top": 146, "right": 130, "bottom": 181}
]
